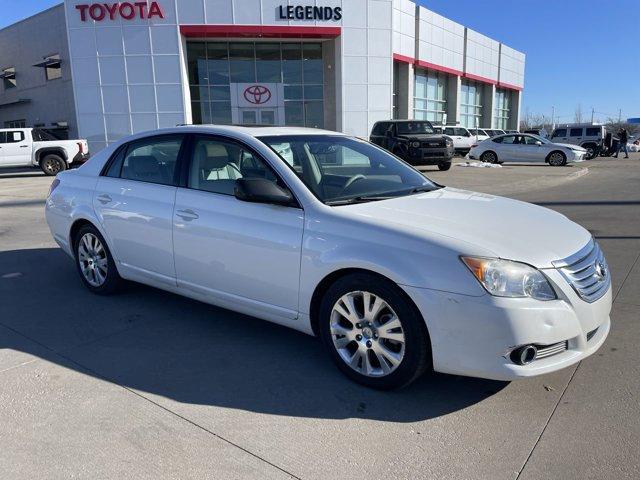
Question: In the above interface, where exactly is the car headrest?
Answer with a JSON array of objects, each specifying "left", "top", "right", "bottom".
[{"left": 130, "top": 155, "right": 160, "bottom": 175}]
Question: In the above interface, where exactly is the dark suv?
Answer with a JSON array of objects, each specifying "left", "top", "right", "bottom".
[{"left": 370, "top": 120, "right": 454, "bottom": 170}]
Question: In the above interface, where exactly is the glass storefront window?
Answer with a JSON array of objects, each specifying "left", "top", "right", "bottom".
[
  {"left": 494, "top": 89, "right": 510, "bottom": 130},
  {"left": 255, "top": 43, "right": 281, "bottom": 82},
  {"left": 187, "top": 41, "right": 324, "bottom": 128},
  {"left": 413, "top": 69, "right": 447, "bottom": 123},
  {"left": 460, "top": 80, "right": 483, "bottom": 128}
]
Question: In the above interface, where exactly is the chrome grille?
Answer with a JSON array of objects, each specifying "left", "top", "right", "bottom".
[
  {"left": 553, "top": 239, "right": 611, "bottom": 303},
  {"left": 535, "top": 340, "right": 568, "bottom": 359}
]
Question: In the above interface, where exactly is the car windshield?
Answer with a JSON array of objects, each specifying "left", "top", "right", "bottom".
[
  {"left": 259, "top": 135, "right": 438, "bottom": 205},
  {"left": 395, "top": 122, "right": 434, "bottom": 135}
]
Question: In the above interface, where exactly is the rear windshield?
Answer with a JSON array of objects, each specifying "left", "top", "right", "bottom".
[{"left": 32, "top": 129, "right": 58, "bottom": 141}]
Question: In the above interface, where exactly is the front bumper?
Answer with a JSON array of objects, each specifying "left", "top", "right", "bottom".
[
  {"left": 402, "top": 276, "right": 612, "bottom": 381},
  {"left": 405, "top": 146, "right": 455, "bottom": 165}
]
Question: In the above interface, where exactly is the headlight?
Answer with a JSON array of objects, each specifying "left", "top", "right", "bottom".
[
  {"left": 445, "top": 138, "right": 453, "bottom": 146},
  {"left": 411, "top": 141, "right": 421, "bottom": 148},
  {"left": 461, "top": 257, "right": 556, "bottom": 300}
]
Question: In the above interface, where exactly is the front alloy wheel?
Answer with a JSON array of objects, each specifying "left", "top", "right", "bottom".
[
  {"left": 548, "top": 151, "right": 567, "bottom": 166},
  {"left": 319, "top": 273, "right": 431, "bottom": 389},
  {"left": 330, "top": 291, "right": 406, "bottom": 377}
]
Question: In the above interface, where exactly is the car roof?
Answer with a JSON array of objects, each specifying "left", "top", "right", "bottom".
[{"left": 178, "top": 124, "right": 342, "bottom": 137}]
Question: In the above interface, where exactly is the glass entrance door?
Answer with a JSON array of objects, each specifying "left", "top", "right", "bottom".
[{"left": 239, "top": 108, "right": 277, "bottom": 125}]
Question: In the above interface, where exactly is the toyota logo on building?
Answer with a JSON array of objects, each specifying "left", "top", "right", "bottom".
[{"left": 244, "top": 85, "right": 272, "bottom": 105}]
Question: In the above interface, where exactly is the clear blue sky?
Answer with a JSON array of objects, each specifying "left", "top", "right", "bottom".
[{"left": 3, "top": 0, "right": 639, "bottom": 122}]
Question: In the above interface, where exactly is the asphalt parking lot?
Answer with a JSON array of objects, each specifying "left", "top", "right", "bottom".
[{"left": 1, "top": 155, "right": 639, "bottom": 479}]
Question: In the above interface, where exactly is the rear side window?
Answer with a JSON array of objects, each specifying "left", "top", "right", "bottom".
[
  {"left": 187, "top": 136, "right": 281, "bottom": 196},
  {"left": 570, "top": 128, "right": 583, "bottom": 137},
  {"left": 586, "top": 127, "right": 600, "bottom": 137},
  {"left": 3, "top": 131, "right": 24, "bottom": 143},
  {"left": 552, "top": 128, "right": 567, "bottom": 138},
  {"left": 108, "top": 135, "right": 184, "bottom": 186},
  {"left": 455, "top": 128, "right": 470, "bottom": 136}
]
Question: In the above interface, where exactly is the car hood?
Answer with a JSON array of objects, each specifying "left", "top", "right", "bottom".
[
  {"left": 340, "top": 187, "right": 591, "bottom": 268},
  {"left": 553, "top": 142, "right": 586, "bottom": 152}
]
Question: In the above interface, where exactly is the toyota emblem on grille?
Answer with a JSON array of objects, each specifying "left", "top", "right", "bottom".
[
  {"left": 244, "top": 85, "right": 271, "bottom": 105},
  {"left": 594, "top": 261, "right": 607, "bottom": 281}
]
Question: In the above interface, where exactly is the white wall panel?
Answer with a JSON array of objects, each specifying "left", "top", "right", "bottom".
[
  {"left": 465, "top": 28, "right": 499, "bottom": 81},
  {"left": 416, "top": 6, "right": 464, "bottom": 72},
  {"left": 392, "top": 0, "right": 415, "bottom": 59}
]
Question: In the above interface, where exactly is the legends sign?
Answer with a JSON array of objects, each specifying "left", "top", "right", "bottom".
[
  {"left": 278, "top": 5, "right": 342, "bottom": 21},
  {"left": 75, "top": 2, "right": 164, "bottom": 21}
]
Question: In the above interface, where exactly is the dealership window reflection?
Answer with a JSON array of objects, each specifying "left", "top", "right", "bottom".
[
  {"left": 460, "top": 80, "right": 483, "bottom": 128},
  {"left": 187, "top": 41, "right": 324, "bottom": 128},
  {"left": 413, "top": 69, "right": 447, "bottom": 123},
  {"left": 494, "top": 89, "right": 510, "bottom": 130}
]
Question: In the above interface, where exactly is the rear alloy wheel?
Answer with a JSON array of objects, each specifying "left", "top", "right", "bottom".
[
  {"left": 319, "top": 273, "right": 431, "bottom": 389},
  {"left": 40, "top": 154, "right": 66, "bottom": 176},
  {"left": 548, "top": 151, "right": 567, "bottom": 166},
  {"left": 74, "top": 225, "right": 122, "bottom": 294},
  {"left": 480, "top": 151, "right": 498, "bottom": 164}
]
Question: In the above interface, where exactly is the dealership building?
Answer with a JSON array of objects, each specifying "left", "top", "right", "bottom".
[{"left": 0, "top": 0, "right": 525, "bottom": 151}]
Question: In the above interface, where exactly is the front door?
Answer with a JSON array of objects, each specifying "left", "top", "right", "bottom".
[
  {"left": 172, "top": 134, "right": 304, "bottom": 320},
  {"left": 93, "top": 134, "right": 185, "bottom": 286},
  {"left": 239, "top": 108, "right": 278, "bottom": 126}
]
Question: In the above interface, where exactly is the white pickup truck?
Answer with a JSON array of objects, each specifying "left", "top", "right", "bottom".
[{"left": 0, "top": 128, "right": 89, "bottom": 175}]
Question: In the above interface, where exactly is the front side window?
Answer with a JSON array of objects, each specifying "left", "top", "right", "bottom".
[
  {"left": 553, "top": 129, "right": 567, "bottom": 138},
  {"left": 115, "top": 135, "right": 183, "bottom": 185},
  {"left": 188, "top": 137, "right": 283, "bottom": 196},
  {"left": 371, "top": 122, "right": 389, "bottom": 136},
  {"left": 260, "top": 135, "right": 437, "bottom": 204}
]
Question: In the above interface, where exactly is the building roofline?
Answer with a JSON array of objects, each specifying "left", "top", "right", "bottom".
[{"left": 0, "top": 2, "right": 63, "bottom": 34}]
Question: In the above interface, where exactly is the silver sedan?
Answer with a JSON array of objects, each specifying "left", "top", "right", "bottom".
[{"left": 469, "top": 133, "right": 587, "bottom": 166}]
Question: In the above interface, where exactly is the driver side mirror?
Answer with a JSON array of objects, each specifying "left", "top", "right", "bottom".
[{"left": 234, "top": 178, "right": 294, "bottom": 206}]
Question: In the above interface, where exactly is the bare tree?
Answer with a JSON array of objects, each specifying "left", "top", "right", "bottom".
[{"left": 574, "top": 104, "right": 583, "bottom": 123}]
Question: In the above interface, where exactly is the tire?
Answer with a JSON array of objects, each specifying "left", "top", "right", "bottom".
[
  {"left": 547, "top": 151, "right": 567, "bottom": 166},
  {"left": 480, "top": 150, "right": 498, "bottom": 164},
  {"left": 73, "top": 224, "right": 122, "bottom": 295},
  {"left": 438, "top": 162, "right": 452, "bottom": 171},
  {"left": 40, "top": 154, "right": 67, "bottom": 176},
  {"left": 583, "top": 144, "right": 598, "bottom": 160},
  {"left": 319, "top": 273, "right": 431, "bottom": 390}
]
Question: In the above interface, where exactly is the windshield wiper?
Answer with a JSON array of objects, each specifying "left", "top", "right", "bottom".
[{"left": 325, "top": 195, "right": 395, "bottom": 206}]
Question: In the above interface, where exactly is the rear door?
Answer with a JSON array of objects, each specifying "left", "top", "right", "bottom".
[
  {"left": 172, "top": 134, "right": 304, "bottom": 319},
  {"left": 0, "top": 130, "right": 31, "bottom": 166},
  {"left": 93, "top": 134, "right": 186, "bottom": 286},
  {"left": 569, "top": 127, "right": 584, "bottom": 146}
]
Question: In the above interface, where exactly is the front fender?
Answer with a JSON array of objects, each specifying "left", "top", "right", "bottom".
[{"left": 298, "top": 220, "right": 487, "bottom": 315}]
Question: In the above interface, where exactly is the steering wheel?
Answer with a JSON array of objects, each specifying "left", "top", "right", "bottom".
[{"left": 342, "top": 174, "right": 366, "bottom": 192}]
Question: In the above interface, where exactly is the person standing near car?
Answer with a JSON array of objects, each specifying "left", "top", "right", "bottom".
[{"left": 614, "top": 127, "right": 629, "bottom": 158}]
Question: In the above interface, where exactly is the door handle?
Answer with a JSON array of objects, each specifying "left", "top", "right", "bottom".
[
  {"left": 176, "top": 209, "right": 199, "bottom": 221},
  {"left": 97, "top": 194, "right": 112, "bottom": 204},
  {"left": 20, "top": 145, "right": 29, "bottom": 148}
]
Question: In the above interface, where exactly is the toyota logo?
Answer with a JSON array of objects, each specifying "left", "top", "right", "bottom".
[
  {"left": 594, "top": 261, "right": 608, "bottom": 281},
  {"left": 244, "top": 85, "right": 271, "bottom": 105}
]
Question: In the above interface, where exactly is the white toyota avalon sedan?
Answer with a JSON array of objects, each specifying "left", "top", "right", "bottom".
[
  {"left": 469, "top": 133, "right": 587, "bottom": 165},
  {"left": 45, "top": 126, "right": 611, "bottom": 389}
]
